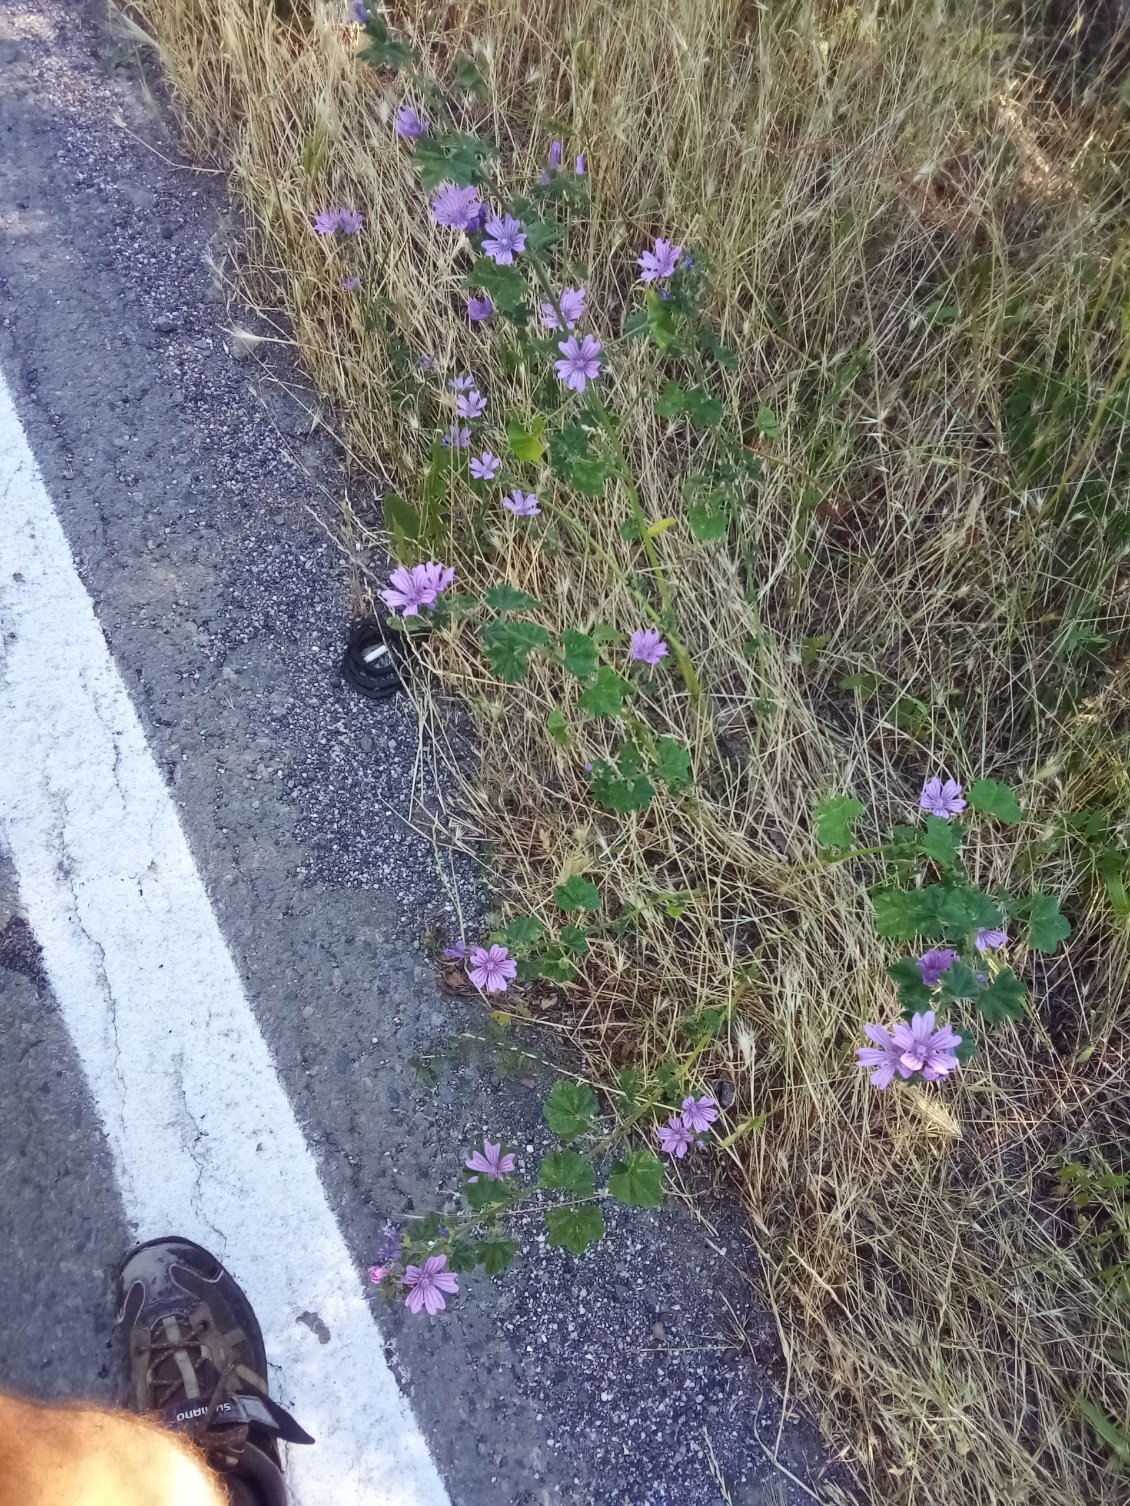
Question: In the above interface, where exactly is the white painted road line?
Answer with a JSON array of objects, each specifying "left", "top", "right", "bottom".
[{"left": 0, "top": 368, "right": 451, "bottom": 1506}]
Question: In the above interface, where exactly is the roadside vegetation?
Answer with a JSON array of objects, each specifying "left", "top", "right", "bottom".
[{"left": 131, "top": 1, "right": 1130, "bottom": 1501}]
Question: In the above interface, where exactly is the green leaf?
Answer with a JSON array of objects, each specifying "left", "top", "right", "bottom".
[
  {"left": 608, "top": 1149, "right": 665, "bottom": 1209},
  {"left": 479, "top": 1238, "right": 520, "bottom": 1276},
  {"left": 453, "top": 50, "right": 489, "bottom": 96},
  {"left": 1076, "top": 1395, "right": 1130, "bottom": 1469},
  {"left": 839, "top": 670, "right": 882, "bottom": 696},
  {"left": 506, "top": 415, "right": 546, "bottom": 464},
  {"left": 546, "top": 706, "right": 571, "bottom": 747},
  {"left": 681, "top": 1006, "right": 727, "bottom": 1044},
  {"left": 577, "top": 665, "right": 633, "bottom": 718},
  {"left": 545, "top": 1203, "right": 605, "bottom": 1255},
  {"left": 872, "top": 887, "right": 941, "bottom": 940},
  {"left": 466, "top": 256, "right": 526, "bottom": 313},
  {"left": 411, "top": 131, "right": 493, "bottom": 190},
  {"left": 935, "top": 886, "right": 1002, "bottom": 940},
  {"left": 382, "top": 491, "right": 422, "bottom": 548},
  {"left": 522, "top": 215, "right": 562, "bottom": 254},
  {"left": 937, "top": 958, "right": 981, "bottom": 1000},
  {"left": 561, "top": 629, "right": 598, "bottom": 681},
  {"left": 445, "top": 1236, "right": 484, "bottom": 1273},
  {"left": 968, "top": 778, "right": 1023, "bottom": 824},
  {"left": 888, "top": 957, "right": 933, "bottom": 1014},
  {"left": 549, "top": 422, "right": 593, "bottom": 463},
  {"left": 920, "top": 815, "right": 964, "bottom": 870},
  {"left": 814, "top": 795, "right": 864, "bottom": 851},
  {"left": 538, "top": 1149, "right": 596, "bottom": 1196},
  {"left": 618, "top": 1064, "right": 643, "bottom": 1106},
  {"left": 698, "top": 328, "right": 738, "bottom": 369},
  {"left": 976, "top": 967, "right": 1026, "bottom": 1024},
  {"left": 479, "top": 620, "right": 551, "bottom": 682},
  {"left": 683, "top": 387, "right": 724, "bottom": 427},
  {"left": 644, "top": 290, "right": 678, "bottom": 351},
  {"left": 953, "top": 1029, "right": 980, "bottom": 1065},
  {"left": 1025, "top": 894, "right": 1071, "bottom": 953},
  {"left": 589, "top": 761, "right": 655, "bottom": 814},
  {"left": 755, "top": 404, "right": 782, "bottom": 440},
  {"left": 559, "top": 924, "right": 590, "bottom": 956},
  {"left": 543, "top": 1078, "right": 599, "bottom": 1139},
  {"left": 567, "top": 457, "right": 611, "bottom": 497},
  {"left": 533, "top": 954, "right": 579, "bottom": 983},
  {"left": 464, "top": 1176, "right": 511, "bottom": 1212},
  {"left": 554, "top": 875, "right": 602, "bottom": 911},
  {"left": 359, "top": 15, "right": 416, "bottom": 71},
  {"left": 653, "top": 736, "right": 692, "bottom": 792},
  {"left": 687, "top": 497, "right": 729, "bottom": 542},
  {"left": 654, "top": 382, "right": 688, "bottom": 419},
  {"left": 485, "top": 582, "right": 545, "bottom": 612},
  {"left": 504, "top": 915, "right": 546, "bottom": 948}
]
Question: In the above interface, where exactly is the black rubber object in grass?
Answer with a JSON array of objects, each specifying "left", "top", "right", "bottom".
[{"left": 341, "top": 620, "right": 404, "bottom": 701}]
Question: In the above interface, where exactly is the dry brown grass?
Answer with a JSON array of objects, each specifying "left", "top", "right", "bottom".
[{"left": 128, "top": 1, "right": 1130, "bottom": 1501}]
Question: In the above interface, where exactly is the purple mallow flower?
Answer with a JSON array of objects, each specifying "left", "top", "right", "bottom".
[
  {"left": 555, "top": 334, "right": 603, "bottom": 393},
  {"left": 456, "top": 389, "right": 487, "bottom": 419},
  {"left": 504, "top": 489, "right": 541, "bottom": 517},
  {"left": 395, "top": 105, "right": 428, "bottom": 138},
  {"left": 540, "top": 286, "right": 586, "bottom": 331},
  {"left": 403, "top": 1254, "right": 459, "bottom": 1316},
  {"left": 431, "top": 182, "right": 483, "bottom": 230},
  {"left": 855, "top": 1023, "right": 905, "bottom": 1090},
  {"left": 470, "top": 451, "right": 501, "bottom": 481},
  {"left": 548, "top": 140, "right": 562, "bottom": 170},
  {"left": 443, "top": 423, "right": 472, "bottom": 449},
  {"left": 315, "top": 207, "right": 364, "bottom": 236},
  {"left": 916, "top": 947, "right": 959, "bottom": 988},
  {"left": 443, "top": 940, "right": 469, "bottom": 959},
  {"left": 575, "top": 154, "right": 586, "bottom": 175},
  {"left": 975, "top": 927, "right": 1008, "bottom": 952},
  {"left": 448, "top": 373, "right": 475, "bottom": 391},
  {"left": 892, "top": 1011, "right": 962, "bottom": 1081},
  {"left": 467, "top": 296, "right": 493, "bottom": 322},
  {"left": 350, "top": 1, "right": 370, "bottom": 21},
  {"left": 629, "top": 628, "right": 668, "bottom": 666},
  {"left": 375, "top": 1221, "right": 400, "bottom": 1264},
  {"left": 681, "top": 1095, "right": 718, "bottom": 1133},
  {"left": 482, "top": 213, "right": 527, "bottom": 266},
  {"left": 379, "top": 561, "right": 453, "bottom": 616},
  {"left": 920, "top": 776, "right": 967, "bottom": 818},
  {"left": 342, "top": 276, "right": 360, "bottom": 291},
  {"left": 657, "top": 1116, "right": 695, "bottom": 1157},
  {"left": 465, "top": 1140, "right": 517, "bottom": 1182},
  {"left": 415, "top": 562, "right": 455, "bottom": 599},
  {"left": 468, "top": 944, "right": 517, "bottom": 993},
  {"left": 638, "top": 236, "right": 682, "bottom": 282}
]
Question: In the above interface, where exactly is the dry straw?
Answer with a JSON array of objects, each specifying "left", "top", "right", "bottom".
[{"left": 131, "top": 1, "right": 1130, "bottom": 1501}]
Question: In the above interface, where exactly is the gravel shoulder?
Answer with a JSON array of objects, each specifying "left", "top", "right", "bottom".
[{"left": 0, "top": 4, "right": 844, "bottom": 1502}]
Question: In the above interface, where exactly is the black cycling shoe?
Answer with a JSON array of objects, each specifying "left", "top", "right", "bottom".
[{"left": 117, "top": 1236, "right": 314, "bottom": 1506}]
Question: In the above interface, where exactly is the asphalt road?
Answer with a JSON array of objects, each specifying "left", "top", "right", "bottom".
[{"left": 0, "top": 3, "right": 842, "bottom": 1503}]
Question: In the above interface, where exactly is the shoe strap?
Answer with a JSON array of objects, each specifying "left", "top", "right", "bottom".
[{"left": 162, "top": 1389, "right": 315, "bottom": 1446}]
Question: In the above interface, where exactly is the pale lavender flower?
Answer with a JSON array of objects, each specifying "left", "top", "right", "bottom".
[
  {"left": 403, "top": 1254, "right": 459, "bottom": 1316},
  {"left": 555, "top": 333, "right": 603, "bottom": 393},
  {"left": 448, "top": 373, "right": 476, "bottom": 392},
  {"left": 467, "top": 296, "right": 494, "bottom": 322},
  {"left": 431, "top": 183, "right": 482, "bottom": 231},
  {"left": 657, "top": 1116, "right": 695, "bottom": 1157},
  {"left": 380, "top": 565, "right": 433, "bottom": 617},
  {"left": 482, "top": 213, "right": 527, "bottom": 265},
  {"left": 470, "top": 451, "right": 502, "bottom": 481},
  {"left": 540, "top": 286, "right": 587, "bottom": 331},
  {"left": 548, "top": 140, "right": 562, "bottom": 170},
  {"left": 975, "top": 927, "right": 1008, "bottom": 952},
  {"left": 680, "top": 1095, "right": 719, "bottom": 1133},
  {"left": 638, "top": 237, "right": 682, "bottom": 282},
  {"left": 342, "top": 275, "right": 360, "bottom": 291},
  {"left": 456, "top": 389, "right": 487, "bottom": 419},
  {"left": 856, "top": 1023, "right": 905, "bottom": 1090},
  {"left": 465, "top": 1139, "right": 517, "bottom": 1182},
  {"left": 468, "top": 944, "right": 517, "bottom": 993},
  {"left": 350, "top": 1, "right": 369, "bottom": 21},
  {"left": 891, "top": 1011, "right": 962, "bottom": 1081},
  {"left": 337, "top": 208, "right": 364, "bottom": 234},
  {"left": 314, "top": 209, "right": 344, "bottom": 235},
  {"left": 395, "top": 105, "right": 428, "bottom": 138},
  {"left": 916, "top": 947, "right": 959, "bottom": 988},
  {"left": 443, "top": 940, "right": 469, "bottom": 959},
  {"left": 920, "top": 776, "right": 967, "bottom": 818},
  {"left": 416, "top": 354, "right": 436, "bottom": 371},
  {"left": 503, "top": 489, "right": 541, "bottom": 517},
  {"left": 575, "top": 154, "right": 586, "bottom": 174},
  {"left": 443, "top": 423, "right": 472, "bottom": 449},
  {"left": 538, "top": 170, "right": 551, "bottom": 187},
  {"left": 414, "top": 561, "right": 455, "bottom": 600},
  {"left": 629, "top": 628, "right": 668, "bottom": 666}
]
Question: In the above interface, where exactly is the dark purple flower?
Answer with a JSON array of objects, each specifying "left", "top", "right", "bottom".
[
  {"left": 891, "top": 1011, "right": 962, "bottom": 1081},
  {"left": 416, "top": 354, "right": 436, "bottom": 371},
  {"left": 916, "top": 947, "right": 959, "bottom": 988},
  {"left": 856, "top": 1024, "right": 904, "bottom": 1089},
  {"left": 920, "top": 776, "right": 967, "bottom": 818},
  {"left": 350, "top": 1, "right": 370, "bottom": 21},
  {"left": 540, "top": 286, "right": 586, "bottom": 331},
  {"left": 638, "top": 237, "right": 681, "bottom": 282},
  {"left": 443, "top": 940, "right": 469, "bottom": 959},
  {"left": 548, "top": 140, "right": 562, "bottom": 170},
  {"left": 465, "top": 1140, "right": 517, "bottom": 1182},
  {"left": 468, "top": 944, "right": 517, "bottom": 993},
  {"left": 629, "top": 628, "right": 668, "bottom": 666},
  {"left": 375, "top": 1221, "right": 400, "bottom": 1264},
  {"left": 975, "top": 928, "right": 1008, "bottom": 953},
  {"left": 554, "top": 333, "right": 603, "bottom": 393},
  {"left": 503, "top": 489, "right": 540, "bottom": 517},
  {"left": 657, "top": 1116, "right": 695, "bottom": 1157},
  {"left": 443, "top": 422, "right": 472, "bottom": 449},
  {"left": 682, "top": 253, "right": 696, "bottom": 272},
  {"left": 403, "top": 1254, "right": 459, "bottom": 1315},
  {"left": 456, "top": 389, "right": 486, "bottom": 419},
  {"left": 680, "top": 1096, "right": 718, "bottom": 1133},
  {"left": 470, "top": 451, "right": 501, "bottom": 481},
  {"left": 431, "top": 183, "right": 483, "bottom": 231},
  {"left": 395, "top": 105, "right": 428, "bottom": 139},
  {"left": 482, "top": 213, "right": 526, "bottom": 266},
  {"left": 467, "top": 296, "right": 494, "bottom": 323}
]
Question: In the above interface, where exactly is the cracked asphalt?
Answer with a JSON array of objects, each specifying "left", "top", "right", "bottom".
[{"left": 0, "top": 3, "right": 847, "bottom": 1503}]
